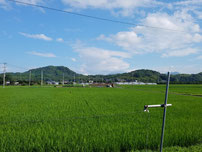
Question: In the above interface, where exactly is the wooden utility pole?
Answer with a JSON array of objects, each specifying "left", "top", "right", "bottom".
[
  {"left": 3, "top": 63, "right": 6, "bottom": 88},
  {"left": 74, "top": 74, "right": 75, "bottom": 85},
  {"left": 29, "top": 70, "right": 31, "bottom": 86},
  {"left": 41, "top": 70, "right": 43, "bottom": 86},
  {"left": 62, "top": 73, "right": 64, "bottom": 85}
]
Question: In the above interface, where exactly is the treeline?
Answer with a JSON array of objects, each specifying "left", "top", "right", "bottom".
[
  {"left": 89, "top": 70, "right": 202, "bottom": 84},
  {"left": 0, "top": 66, "right": 202, "bottom": 84}
]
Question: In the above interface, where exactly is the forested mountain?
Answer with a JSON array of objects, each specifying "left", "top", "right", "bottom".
[
  {"left": 0, "top": 66, "right": 84, "bottom": 84},
  {"left": 0, "top": 66, "right": 202, "bottom": 84}
]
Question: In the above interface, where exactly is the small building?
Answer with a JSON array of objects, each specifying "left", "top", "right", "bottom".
[
  {"left": 89, "top": 80, "right": 93, "bottom": 84},
  {"left": 14, "top": 82, "right": 19, "bottom": 85},
  {"left": 90, "top": 83, "right": 115, "bottom": 88},
  {"left": 52, "top": 81, "right": 59, "bottom": 85},
  {"left": 46, "top": 81, "right": 53, "bottom": 85},
  {"left": 46, "top": 81, "right": 59, "bottom": 85}
]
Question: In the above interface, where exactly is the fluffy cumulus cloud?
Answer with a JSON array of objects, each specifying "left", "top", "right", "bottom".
[
  {"left": 28, "top": 51, "right": 56, "bottom": 58},
  {"left": 98, "top": 11, "right": 202, "bottom": 57},
  {"left": 19, "top": 32, "right": 52, "bottom": 41},
  {"left": 73, "top": 46, "right": 131, "bottom": 74},
  {"left": 61, "top": 0, "right": 202, "bottom": 17},
  {"left": 61, "top": 0, "right": 162, "bottom": 16},
  {"left": 173, "top": 0, "right": 202, "bottom": 6},
  {"left": 167, "top": 0, "right": 202, "bottom": 22}
]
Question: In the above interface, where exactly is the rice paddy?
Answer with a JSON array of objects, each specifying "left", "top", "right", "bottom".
[{"left": 0, "top": 85, "right": 201, "bottom": 151}]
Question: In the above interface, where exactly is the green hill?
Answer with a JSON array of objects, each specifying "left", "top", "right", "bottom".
[
  {"left": 1, "top": 66, "right": 202, "bottom": 84},
  {"left": 89, "top": 69, "right": 161, "bottom": 83},
  {"left": 3, "top": 66, "right": 84, "bottom": 83}
]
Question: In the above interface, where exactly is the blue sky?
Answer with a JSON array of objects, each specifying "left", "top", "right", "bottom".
[{"left": 0, "top": 0, "right": 202, "bottom": 75}]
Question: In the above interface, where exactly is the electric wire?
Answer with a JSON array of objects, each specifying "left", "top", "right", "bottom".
[{"left": 7, "top": 0, "right": 190, "bottom": 33}]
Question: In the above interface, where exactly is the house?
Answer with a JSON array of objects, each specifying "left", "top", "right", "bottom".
[
  {"left": 46, "top": 81, "right": 59, "bottom": 85},
  {"left": 14, "top": 82, "right": 19, "bottom": 85},
  {"left": 46, "top": 81, "right": 53, "bottom": 85},
  {"left": 53, "top": 81, "right": 59, "bottom": 85}
]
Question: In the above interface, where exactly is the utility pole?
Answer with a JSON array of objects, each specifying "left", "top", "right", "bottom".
[
  {"left": 144, "top": 72, "right": 171, "bottom": 152},
  {"left": 3, "top": 63, "right": 6, "bottom": 88},
  {"left": 20, "top": 73, "right": 22, "bottom": 81},
  {"left": 62, "top": 73, "right": 64, "bottom": 85},
  {"left": 160, "top": 72, "right": 170, "bottom": 152},
  {"left": 41, "top": 70, "right": 43, "bottom": 86},
  {"left": 29, "top": 70, "right": 31, "bottom": 87}
]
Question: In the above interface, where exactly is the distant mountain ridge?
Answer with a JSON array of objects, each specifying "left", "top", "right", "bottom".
[
  {"left": 4, "top": 66, "right": 83, "bottom": 82},
  {"left": 1, "top": 65, "right": 202, "bottom": 84},
  {"left": 24, "top": 66, "right": 82, "bottom": 81}
]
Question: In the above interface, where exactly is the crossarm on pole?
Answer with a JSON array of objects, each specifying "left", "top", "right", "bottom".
[{"left": 144, "top": 104, "right": 172, "bottom": 112}]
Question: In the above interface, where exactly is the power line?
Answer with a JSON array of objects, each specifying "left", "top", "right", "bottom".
[{"left": 8, "top": 0, "right": 188, "bottom": 33}]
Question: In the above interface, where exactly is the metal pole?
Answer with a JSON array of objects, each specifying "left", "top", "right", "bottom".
[
  {"left": 29, "top": 70, "right": 31, "bottom": 86},
  {"left": 160, "top": 72, "right": 170, "bottom": 152}
]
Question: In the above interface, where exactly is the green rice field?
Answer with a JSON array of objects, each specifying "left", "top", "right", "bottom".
[{"left": 0, "top": 85, "right": 201, "bottom": 151}]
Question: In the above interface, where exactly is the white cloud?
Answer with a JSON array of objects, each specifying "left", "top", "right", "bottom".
[
  {"left": 73, "top": 46, "right": 131, "bottom": 74},
  {"left": 62, "top": 0, "right": 154, "bottom": 9},
  {"left": 56, "top": 38, "right": 64, "bottom": 42},
  {"left": 19, "top": 32, "right": 52, "bottom": 41},
  {"left": 167, "top": 0, "right": 202, "bottom": 21},
  {"left": 15, "top": 0, "right": 44, "bottom": 5},
  {"left": 0, "top": 0, "right": 44, "bottom": 10},
  {"left": 71, "top": 58, "right": 76, "bottom": 62},
  {"left": 173, "top": 0, "right": 202, "bottom": 6},
  {"left": 98, "top": 11, "right": 202, "bottom": 57},
  {"left": 193, "top": 10, "right": 202, "bottom": 19},
  {"left": 161, "top": 48, "right": 198, "bottom": 57},
  {"left": 0, "top": 0, "right": 6, "bottom": 4},
  {"left": 152, "top": 64, "right": 202, "bottom": 74},
  {"left": 193, "top": 33, "right": 202, "bottom": 42},
  {"left": 61, "top": 0, "right": 162, "bottom": 16},
  {"left": 0, "top": 0, "right": 10, "bottom": 9},
  {"left": 28, "top": 51, "right": 56, "bottom": 58}
]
